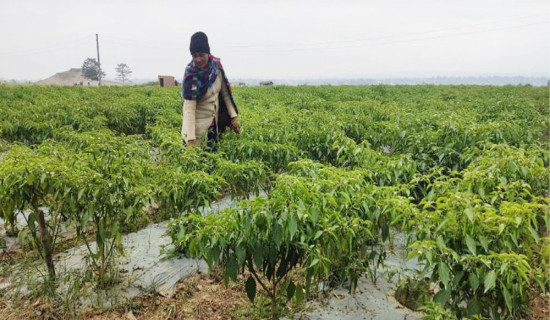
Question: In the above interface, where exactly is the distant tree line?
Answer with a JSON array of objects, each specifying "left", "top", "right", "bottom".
[{"left": 81, "top": 58, "right": 132, "bottom": 85}]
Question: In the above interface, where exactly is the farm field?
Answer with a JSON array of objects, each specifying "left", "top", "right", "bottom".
[{"left": 0, "top": 84, "right": 548, "bottom": 319}]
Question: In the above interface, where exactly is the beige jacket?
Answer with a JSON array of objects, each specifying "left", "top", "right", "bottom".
[{"left": 181, "top": 69, "right": 237, "bottom": 143}]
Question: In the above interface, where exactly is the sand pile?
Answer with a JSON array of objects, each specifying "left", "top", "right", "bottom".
[{"left": 36, "top": 68, "right": 121, "bottom": 86}]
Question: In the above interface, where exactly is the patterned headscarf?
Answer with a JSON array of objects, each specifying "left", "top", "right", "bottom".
[{"left": 181, "top": 55, "right": 235, "bottom": 102}]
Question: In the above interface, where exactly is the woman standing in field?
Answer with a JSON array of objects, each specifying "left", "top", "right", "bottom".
[{"left": 181, "top": 31, "right": 241, "bottom": 148}]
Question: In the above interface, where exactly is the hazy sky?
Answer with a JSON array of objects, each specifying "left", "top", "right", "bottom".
[{"left": 0, "top": 0, "right": 548, "bottom": 81}]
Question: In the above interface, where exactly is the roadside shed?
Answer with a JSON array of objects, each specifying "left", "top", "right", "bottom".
[{"left": 158, "top": 75, "right": 176, "bottom": 87}]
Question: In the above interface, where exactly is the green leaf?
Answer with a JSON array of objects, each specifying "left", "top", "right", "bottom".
[
  {"left": 452, "top": 271, "right": 464, "bottom": 288},
  {"left": 288, "top": 214, "right": 297, "bottom": 240},
  {"left": 226, "top": 255, "right": 238, "bottom": 282},
  {"left": 381, "top": 224, "right": 389, "bottom": 242},
  {"left": 484, "top": 270, "right": 497, "bottom": 293},
  {"left": 295, "top": 284, "right": 304, "bottom": 303},
  {"left": 467, "top": 297, "right": 481, "bottom": 317},
  {"left": 434, "top": 288, "right": 451, "bottom": 305},
  {"left": 465, "top": 235, "right": 476, "bottom": 256},
  {"left": 464, "top": 207, "right": 474, "bottom": 223},
  {"left": 115, "top": 232, "right": 122, "bottom": 253},
  {"left": 507, "top": 161, "right": 516, "bottom": 173},
  {"left": 314, "top": 230, "right": 324, "bottom": 240},
  {"left": 469, "top": 273, "right": 480, "bottom": 292},
  {"left": 305, "top": 270, "right": 313, "bottom": 295},
  {"left": 436, "top": 236, "right": 446, "bottom": 251},
  {"left": 253, "top": 244, "right": 264, "bottom": 267},
  {"left": 272, "top": 223, "right": 283, "bottom": 247},
  {"left": 126, "top": 206, "right": 134, "bottom": 220},
  {"left": 478, "top": 186, "right": 485, "bottom": 198},
  {"left": 478, "top": 235, "right": 489, "bottom": 250},
  {"left": 26, "top": 174, "right": 35, "bottom": 185},
  {"left": 438, "top": 262, "right": 451, "bottom": 288},
  {"left": 210, "top": 246, "right": 221, "bottom": 266},
  {"left": 309, "top": 258, "right": 320, "bottom": 268},
  {"left": 27, "top": 211, "right": 37, "bottom": 228},
  {"left": 520, "top": 166, "right": 528, "bottom": 178},
  {"left": 502, "top": 285, "right": 513, "bottom": 313},
  {"left": 268, "top": 245, "right": 277, "bottom": 267},
  {"left": 236, "top": 244, "right": 246, "bottom": 266},
  {"left": 426, "top": 250, "right": 433, "bottom": 265},
  {"left": 78, "top": 188, "right": 85, "bottom": 201},
  {"left": 528, "top": 225, "right": 540, "bottom": 244},
  {"left": 245, "top": 276, "right": 256, "bottom": 303},
  {"left": 276, "top": 259, "right": 289, "bottom": 278},
  {"left": 311, "top": 207, "right": 320, "bottom": 223},
  {"left": 287, "top": 281, "right": 296, "bottom": 300}
]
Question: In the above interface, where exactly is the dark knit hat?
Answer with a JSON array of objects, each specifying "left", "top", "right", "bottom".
[{"left": 190, "top": 32, "right": 210, "bottom": 55}]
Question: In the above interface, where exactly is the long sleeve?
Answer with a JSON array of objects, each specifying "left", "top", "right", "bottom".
[
  {"left": 181, "top": 99, "right": 197, "bottom": 141},
  {"left": 220, "top": 81, "right": 237, "bottom": 118}
]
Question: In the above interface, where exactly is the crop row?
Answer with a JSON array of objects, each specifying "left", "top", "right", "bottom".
[{"left": 0, "top": 84, "right": 548, "bottom": 319}]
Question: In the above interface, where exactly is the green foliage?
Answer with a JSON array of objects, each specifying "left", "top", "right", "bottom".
[
  {"left": 169, "top": 162, "right": 417, "bottom": 318},
  {"left": 213, "top": 158, "right": 270, "bottom": 199},
  {"left": 0, "top": 84, "right": 548, "bottom": 318},
  {"left": 219, "top": 138, "right": 300, "bottom": 172},
  {"left": 394, "top": 276, "right": 431, "bottom": 311},
  {"left": 115, "top": 63, "right": 132, "bottom": 84},
  {"left": 407, "top": 144, "right": 549, "bottom": 318},
  {"left": 154, "top": 168, "right": 222, "bottom": 217},
  {"left": 82, "top": 57, "right": 105, "bottom": 81}
]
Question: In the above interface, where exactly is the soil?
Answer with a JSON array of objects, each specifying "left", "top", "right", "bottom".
[
  {"left": 529, "top": 291, "right": 550, "bottom": 320},
  {"left": 2, "top": 194, "right": 544, "bottom": 319},
  {"left": 0, "top": 271, "right": 251, "bottom": 320},
  {"left": 88, "top": 271, "right": 252, "bottom": 320}
]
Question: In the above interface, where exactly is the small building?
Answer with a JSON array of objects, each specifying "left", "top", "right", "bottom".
[
  {"left": 158, "top": 75, "right": 176, "bottom": 87},
  {"left": 259, "top": 81, "right": 273, "bottom": 86}
]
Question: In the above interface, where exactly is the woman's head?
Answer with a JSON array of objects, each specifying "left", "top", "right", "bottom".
[
  {"left": 192, "top": 52, "right": 209, "bottom": 69},
  {"left": 190, "top": 32, "right": 210, "bottom": 69}
]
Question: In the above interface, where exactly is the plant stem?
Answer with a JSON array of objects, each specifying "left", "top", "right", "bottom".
[
  {"left": 80, "top": 228, "right": 100, "bottom": 272},
  {"left": 20, "top": 206, "right": 44, "bottom": 259},
  {"left": 51, "top": 205, "right": 62, "bottom": 249},
  {"left": 37, "top": 208, "right": 56, "bottom": 281},
  {"left": 248, "top": 260, "right": 272, "bottom": 299},
  {"left": 271, "top": 273, "right": 277, "bottom": 320}
]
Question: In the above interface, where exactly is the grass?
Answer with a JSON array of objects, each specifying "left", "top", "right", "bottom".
[{"left": 0, "top": 265, "right": 313, "bottom": 319}]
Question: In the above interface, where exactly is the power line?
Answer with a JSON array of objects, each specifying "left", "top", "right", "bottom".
[
  {"left": 103, "top": 38, "right": 185, "bottom": 50},
  {"left": 226, "top": 21, "right": 550, "bottom": 53},
  {"left": 102, "top": 35, "right": 186, "bottom": 48},
  {"left": 1, "top": 14, "right": 546, "bottom": 58},
  {"left": 101, "top": 14, "right": 547, "bottom": 51},
  {"left": 220, "top": 13, "right": 549, "bottom": 49},
  {"left": 99, "top": 14, "right": 548, "bottom": 52}
]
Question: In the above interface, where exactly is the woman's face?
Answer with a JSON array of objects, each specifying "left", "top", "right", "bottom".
[{"left": 192, "top": 53, "right": 209, "bottom": 69}]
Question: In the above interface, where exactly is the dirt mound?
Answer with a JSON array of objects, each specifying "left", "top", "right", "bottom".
[{"left": 36, "top": 68, "right": 120, "bottom": 86}]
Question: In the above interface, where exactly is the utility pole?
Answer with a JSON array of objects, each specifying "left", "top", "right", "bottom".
[{"left": 96, "top": 33, "right": 102, "bottom": 86}]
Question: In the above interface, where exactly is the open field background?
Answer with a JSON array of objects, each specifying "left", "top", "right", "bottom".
[{"left": 0, "top": 84, "right": 548, "bottom": 319}]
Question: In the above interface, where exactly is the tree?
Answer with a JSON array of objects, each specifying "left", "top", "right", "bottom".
[
  {"left": 115, "top": 63, "right": 132, "bottom": 85},
  {"left": 81, "top": 58, "right": 105, "bottom": 81}
]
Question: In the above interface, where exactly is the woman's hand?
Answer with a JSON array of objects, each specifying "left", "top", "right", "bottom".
[{"left": 230, "top": 117, "right": 241, "bottom": 134}]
